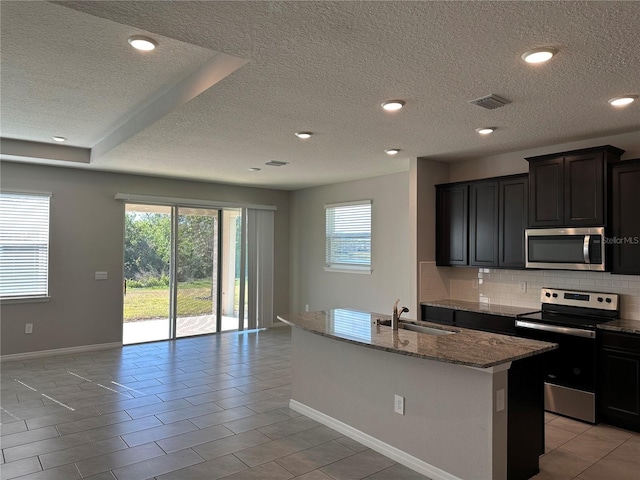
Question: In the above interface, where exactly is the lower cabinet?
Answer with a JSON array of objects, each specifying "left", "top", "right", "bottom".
[
  {"left": 456, "top": 310, "right": 516, "bottom": 335},
  {"left": 598, "top": 331, "right": 640, "bottom": 432}
]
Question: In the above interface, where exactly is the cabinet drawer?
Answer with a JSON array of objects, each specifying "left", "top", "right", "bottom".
[
  {"left": 600, "top": 330, "right": 640, "bottom": 353},
  {"left": 456, "top": 311, "right": 516, "bottom": 335},
  {"left": 422, "top": 306, "right": 455, "bottom": 325}
]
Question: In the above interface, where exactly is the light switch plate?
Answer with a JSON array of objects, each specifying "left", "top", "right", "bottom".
[
  {"left": 95, "top": 271, "right": 108, "bottom": 280},
  {"left": 394, "top": 394, "right": 405, "bottom": 415}
]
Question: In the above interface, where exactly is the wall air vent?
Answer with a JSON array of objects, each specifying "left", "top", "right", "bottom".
[
  {"left": 469, "top": 94, "right": 511, "bottom": 110},
  {"left": 265, "top": 161, "right": 289, "bottom": 167}
]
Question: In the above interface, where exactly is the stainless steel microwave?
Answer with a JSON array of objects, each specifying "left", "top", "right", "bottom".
[{"left": 525, "top": 227, "right": 605, "bottom": 271}]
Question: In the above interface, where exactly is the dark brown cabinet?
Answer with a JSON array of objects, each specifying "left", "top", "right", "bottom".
[
  {"left": 436, "top": 183, "right": 468, "bottom": 266},
  {"left": 527, "top": 145, "right": 624, "bottom": 227},
  {"left": 437, "top": 174, "right": 528, "bottom": 268},
  {"left": 610, "top": 159, "right": 640, "bottom": 274},
  {"left": 598, "top": 331, "right": 640, "bottom": 432},
  {"left": 456, "top": 310, "right": 516, "bottom": 335},
  {"left": 469, "top": 181, "right": 499, "bottom": 266},
  {"left": 499, "top": 176, "right": 529, "bottom": 268}
]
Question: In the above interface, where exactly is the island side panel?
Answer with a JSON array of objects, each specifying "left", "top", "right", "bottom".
[{"left": 290, "top": 328, "right": 508, "bottom": 480}]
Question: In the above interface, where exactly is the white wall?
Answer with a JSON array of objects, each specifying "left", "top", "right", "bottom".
[
  {"left": 289, "top": 172, "right": 411, "bottom": 316},
  {"left": 0, "top": 161, "right": 290, "bottom": 356}
]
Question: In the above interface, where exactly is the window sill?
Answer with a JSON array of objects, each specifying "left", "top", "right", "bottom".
[
  {"left": 0, "top": 296, "right": 51, "bottom": 305},
  {"left": 324, "top": 266, "right": 372, "bottom": 275}
]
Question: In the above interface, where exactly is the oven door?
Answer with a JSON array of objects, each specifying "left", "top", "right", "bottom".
[
  {"left": 525, "top": 227, "right": 605, "bottom": 271},
  {"left": 515, "top": 320, "right": 596, "bottom": 392},
  {"left": 516, "top": 320, "right": 598, "bottom": 423}
]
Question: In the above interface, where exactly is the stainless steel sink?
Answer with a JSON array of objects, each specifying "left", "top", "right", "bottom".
[
  {"left": 376, "top": 319, "right": 455, "bottom": 336},
  {"left": 400, "top": 323, "right": 455, "bottom": 336}
]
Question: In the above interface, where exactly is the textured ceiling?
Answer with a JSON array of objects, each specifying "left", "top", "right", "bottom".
[{"left": 1, "top": 1, "right": 639, "bottom": 190}]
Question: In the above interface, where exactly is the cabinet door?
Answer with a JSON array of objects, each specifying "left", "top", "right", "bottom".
[
  {"left": 529, "top": 157, "right": 564, "bottom": 227},
  {"left": 600, "top": 348, "right": 640, "bottom": 419},
  {"left": 598, "top": 332, "right": 640, "bottom": 432},
  {"left": 436, "top": 184, "right": 468, "bottom": 266},
  {"left": 611, "top": 160, "right": 640, "bottom": 274},
  {"left": 469, "top": 181, "right": 499, "bottom": 266},
  {"left": 499, "top": 176, "right": 528, "bottom": 268},
  {"left": 564, "top": 152, "right": 605, "bottom": 226}
]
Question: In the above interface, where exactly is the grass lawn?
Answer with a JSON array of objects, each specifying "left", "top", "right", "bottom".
[{"left": 124, "top": 285, "right": 215, "bottom": 321}]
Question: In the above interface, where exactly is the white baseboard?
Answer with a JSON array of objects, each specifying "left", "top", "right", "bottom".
[
  {"left": 289, "top": 400, "right": 462, "bottom": 480},
  {"left": 1, "top": 342, "right": 122, "bottom": 362}
]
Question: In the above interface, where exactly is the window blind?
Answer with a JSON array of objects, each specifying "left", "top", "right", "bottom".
[
  {"left": 0, "top": 193, "right": 50, "bottom": 298},
  {"left": 325, "top": 201, "right": 371, "bottom": 268}
]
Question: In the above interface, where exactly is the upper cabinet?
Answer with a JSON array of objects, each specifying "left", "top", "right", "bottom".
[
  {"left": 436, "top": 174, "right": 528, "bottom": 268},
  {"left": 611, "top": 159, "right": 640, "bottom": 275},
  {"left": 527, "top": 145, "right": 624, "bottom": 227},
  {"left": 436, "top": 183, "right": 468, "bottom": 266}
]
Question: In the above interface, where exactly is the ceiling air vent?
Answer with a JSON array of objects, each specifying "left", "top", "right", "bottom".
[
  {"left": 469, "top": 94, "right": 511, "bottom": 110},
  {"left": 265, "top": 161, "right": 289, "bottom": 167}
]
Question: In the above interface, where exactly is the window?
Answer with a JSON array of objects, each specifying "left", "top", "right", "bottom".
[
  {"left": 0, "top": 193, "right": 51, "bottom": 299},
  {"left": 325, "top": 200, "right": 371, "bottom": 273}
]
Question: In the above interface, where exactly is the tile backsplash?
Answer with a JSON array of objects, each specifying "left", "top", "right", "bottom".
[{"left": 420, "top": 261, "right": 640, "bottom": 320}]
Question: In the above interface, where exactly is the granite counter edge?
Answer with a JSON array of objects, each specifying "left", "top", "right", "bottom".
[{"left": 278, "top": 316, "right": 556, "bottom": 369}]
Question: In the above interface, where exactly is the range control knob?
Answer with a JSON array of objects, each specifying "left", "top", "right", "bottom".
[
  {"left": 545, "top": 292, "right": 551, "bottom": 297},
  {"left": 606, "top": 298, "right": 612, "bottom": 303},
  {"left": 552, "top": 293, "right": 558, "bottom": 298},
  {"left": 597, "top": 297, "right": 604, "bottom": 302}
]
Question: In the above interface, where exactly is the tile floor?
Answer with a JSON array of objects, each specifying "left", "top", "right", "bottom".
[{"left": 0, "top": 326, "right": 638, "bottom": 480}]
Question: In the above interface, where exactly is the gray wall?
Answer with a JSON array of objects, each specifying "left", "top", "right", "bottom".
[
  {"left": 448, "top": 130, "right": 640, "bottom": 183},
  {"left": 0, "top": 161, "right": 290, "bottom": 356},
  {"left": 291, "top": 328, "right": 508, "bottom": 480},
  {"left": 289, "top": 172, "right": 411, "bottom": 316}
]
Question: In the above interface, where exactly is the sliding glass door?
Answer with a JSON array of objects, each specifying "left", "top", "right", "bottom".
[
  {"left": 122, "top": 202, "right": 272, "bottom": 344},
  {"left": 175, "top": 207, "right": 219, "bottom": 338},
  {"left": 123, "top": 204, "right": 172, "bottom": 344}
]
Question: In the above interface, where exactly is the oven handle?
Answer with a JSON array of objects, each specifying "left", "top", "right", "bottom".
[
  {"left": 583, "top": 235, "right": 591, "bottom": 264},
  {"left": 515, "top": 320, "right": 595, "bottom": 339}
]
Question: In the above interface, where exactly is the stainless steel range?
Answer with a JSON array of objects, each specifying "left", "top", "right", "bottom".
[{"left": 515, "top": 288, "right": 619, "bottom": 423}]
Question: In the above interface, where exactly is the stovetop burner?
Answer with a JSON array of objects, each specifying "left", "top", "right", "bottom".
[
  {"left": 516, "top": 287, "right": 620, "bottom": 330},
  {"left": 516, "top": 310, "right": 610, "bottom": 330}
]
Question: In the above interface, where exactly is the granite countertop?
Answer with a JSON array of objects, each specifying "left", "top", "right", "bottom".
[
  {"left": 277, "top": 308, "right": 556, "bottom": 369},
  {"left": 421, "top": 299, "right": 539, "bottom": 318},
  {"left": 598, "top": 318, "right": 640, "bottom": 335}
]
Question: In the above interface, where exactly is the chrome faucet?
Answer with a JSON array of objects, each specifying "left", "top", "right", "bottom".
[{"left": 392, "top": 299, "right": 409, "bottom": 331}]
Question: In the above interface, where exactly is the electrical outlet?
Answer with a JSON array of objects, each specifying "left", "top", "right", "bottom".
[
  {"left": 305, "top": 304, "right": 309, "bottom": 312},
  {"left": 95, "top": 271, "right": 108, "bottom": 280},
  {"left": 394, "top": 394, "right": 405, "bottom": 415},
  {"left": 471, "top": 279, "right": 479, "bottom": 289},
  {"left": 25, "top": 323, "right": 33, "bottom": 334},
  {"left": 519, "top": 281, "right": 527, "bottom": 293}
]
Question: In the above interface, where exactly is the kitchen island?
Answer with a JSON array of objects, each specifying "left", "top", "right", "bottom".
[{"left": 278, "top": 309, "right": 556, "bottom": 480}]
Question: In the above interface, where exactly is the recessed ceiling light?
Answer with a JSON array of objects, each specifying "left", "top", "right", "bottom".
[
  {"left": 476, "top": 127, "right": 495, "bottom": 135},
  {"left": 248, "top": 167, "right": 261, "bottom": 172},
  {"left": 384, "top": 148, "right": 401, "bottom": 155},
  {"left": 52, "top": 136, "right": 67, "bottom": 142},
  {"left": 608, "top": 95, "right": 638, "bottom": 107},
  {"left": 128, "top": 35, "right": 157, "bottom": 51},
  {"left": 381, "top": 100, "right": 405, "bottom": 111},
  {"left": 295, "top": 132, "right": 312, "bottom": 139},
  {"left": 521, "top": 47, "right": 557, "bottom": 64}
]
